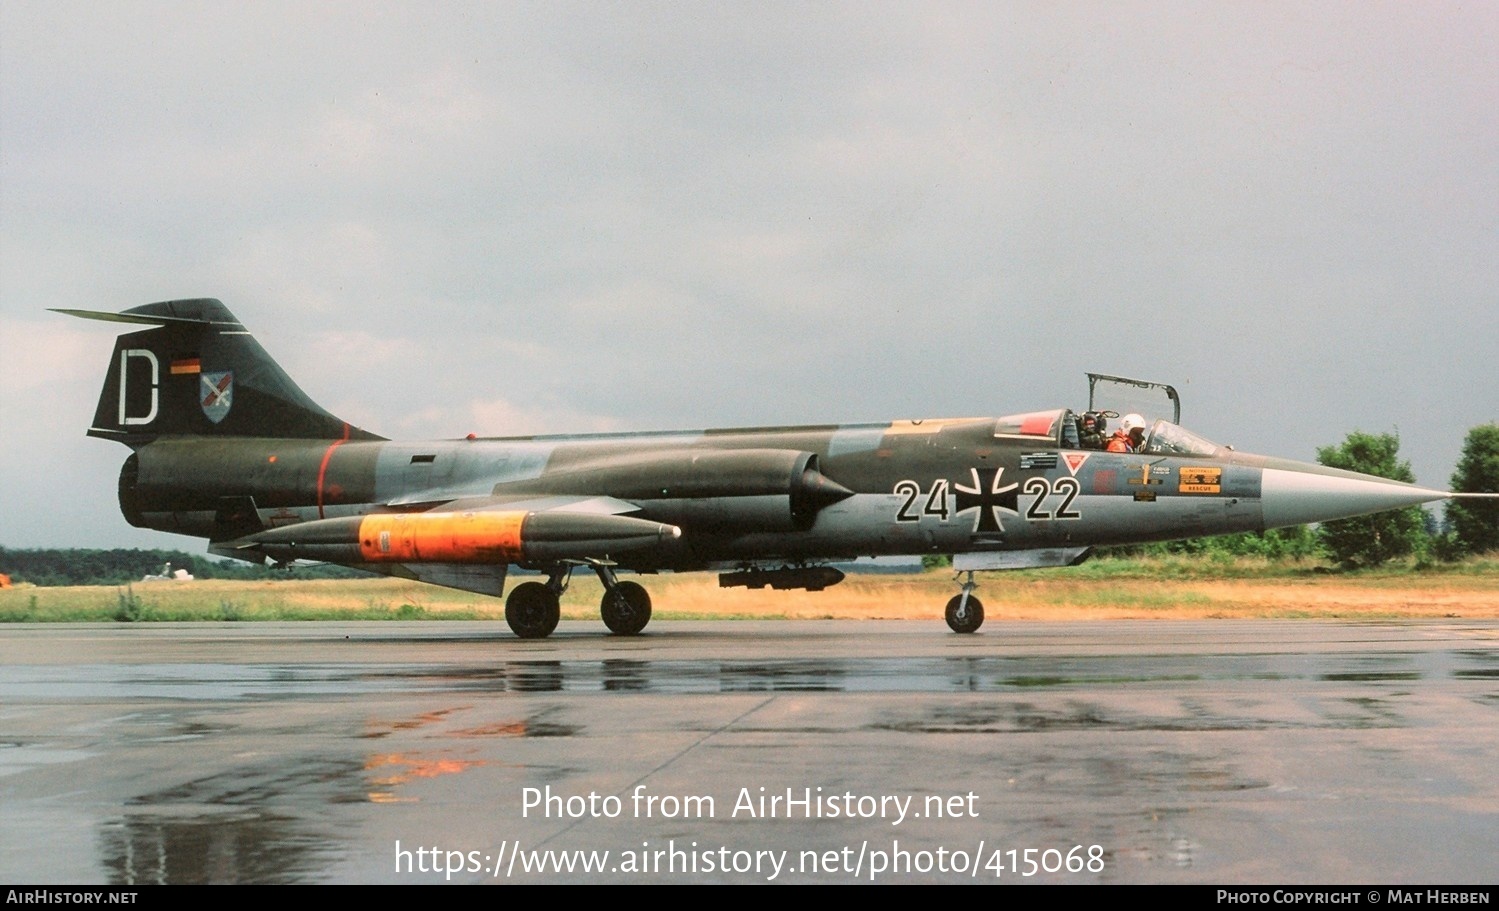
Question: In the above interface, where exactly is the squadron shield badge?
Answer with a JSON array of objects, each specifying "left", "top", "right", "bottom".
[{"left": 201, "top": 371, "right": 233, "bottom": 424}]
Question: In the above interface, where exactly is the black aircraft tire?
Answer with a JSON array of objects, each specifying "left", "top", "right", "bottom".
[
  {"left": 944, "top": 594, "right": 984, "bottom": 634},
  {"left": 506, "top": 581, "right": 561, "bottom": 639},
  {"left": 601, "top": 581, "right": 652, "bottom": 635}
]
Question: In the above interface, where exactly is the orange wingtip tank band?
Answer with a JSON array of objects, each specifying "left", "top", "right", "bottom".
[{"left": 357, "top": 512, "right": 526, "bottom": 563}]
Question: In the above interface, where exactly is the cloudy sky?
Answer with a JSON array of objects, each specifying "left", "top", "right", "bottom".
[{"left": 2, "top": 2, "right": 1495, "bottom": 549}]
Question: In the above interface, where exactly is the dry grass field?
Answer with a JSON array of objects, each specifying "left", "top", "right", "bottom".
[{"left": 4, "top": 557, "right": 1498, "bottom": 622}]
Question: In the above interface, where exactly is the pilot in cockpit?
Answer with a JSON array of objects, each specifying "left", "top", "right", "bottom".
[
  {"left": 1078, "top": 411, "right": 1107, "bottom": 449},
  {"left": 1106, "top": 414, "right": 1147, "bottom": 453}
]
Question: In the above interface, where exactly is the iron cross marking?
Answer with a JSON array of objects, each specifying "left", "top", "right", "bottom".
[{"left": 953, "top": 466, "right": 1019, "bottom": 534}]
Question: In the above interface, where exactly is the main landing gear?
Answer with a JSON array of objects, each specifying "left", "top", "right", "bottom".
[
  {"left": 944, "top": 570, "right": 984, "bottom": 634},
  {"left": 502, "top": 564, "right": 653, "bottom": 639},
  {"left": 597, "top": 565, "right": 652, "bottom": 635},
  {"left": 505, "top": 565, "right": 566, "bottom": 639}
]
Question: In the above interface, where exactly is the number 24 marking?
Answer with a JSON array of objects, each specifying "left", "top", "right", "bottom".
[{"left": 894, "top": 479, "right": 949, "bottom": 522}]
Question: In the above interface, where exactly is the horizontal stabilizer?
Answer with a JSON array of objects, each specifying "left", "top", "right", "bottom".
[
  {"left": 51, "top": 307, "right": 243, "bottom": 328},
  {"left": 207, "top": 543, "right": 266, "bottom": 565},
  {"left": 210, "top": 496, "right": 266, "bottom": 543}
]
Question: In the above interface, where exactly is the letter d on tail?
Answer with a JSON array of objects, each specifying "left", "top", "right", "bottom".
[{"left": 118, "top": 348, "right": 159, "bottom": 426}]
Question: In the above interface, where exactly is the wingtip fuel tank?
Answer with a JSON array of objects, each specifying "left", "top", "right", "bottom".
[{"left": 243, "top": 511, "right": 682, "bottom": 566}]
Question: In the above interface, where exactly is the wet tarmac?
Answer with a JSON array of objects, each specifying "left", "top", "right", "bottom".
[{"left": 0, "top": 620, "right": 1495, "bottom": 884}]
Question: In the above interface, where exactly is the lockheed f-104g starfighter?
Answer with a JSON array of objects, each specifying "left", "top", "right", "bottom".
[{"left": 60, "top": 299, "right": 1468, "bottom": 637}]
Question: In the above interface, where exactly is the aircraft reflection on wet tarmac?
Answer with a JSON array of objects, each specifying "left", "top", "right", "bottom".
[
  {"left": 3, "top": 651, "right": 1493, "bottom": 701},
  {"left": 3, "top": 621, "right": 1496, "bottom": 884}
]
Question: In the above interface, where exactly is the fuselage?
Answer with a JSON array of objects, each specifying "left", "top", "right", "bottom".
[{"left": 117, "top": 408, "right": 1395, "bottom": 571}]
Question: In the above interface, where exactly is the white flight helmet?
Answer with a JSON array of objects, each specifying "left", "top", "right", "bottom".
[{"left": 1121, "top": 413, "right": 1146, "bottom": 432}]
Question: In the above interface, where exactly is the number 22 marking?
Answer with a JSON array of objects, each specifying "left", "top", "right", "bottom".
[{"left": 1023, "top": 476, "right": 1081, "bottom": 520}]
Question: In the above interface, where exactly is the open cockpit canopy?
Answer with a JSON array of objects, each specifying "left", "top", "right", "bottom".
[
  {"left": 992, "top": 406, "right": 1223, "bottom": 457},
  {"left": 997, "top": 374, "right": 1223, "bottom": 456},
  {"left": 1087, "top": 372, "right": 1180, "bottom": 425}
]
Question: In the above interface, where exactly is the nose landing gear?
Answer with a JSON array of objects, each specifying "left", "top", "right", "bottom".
[{"left": 944, "top": 570, "right": 984, "bottom": 634}]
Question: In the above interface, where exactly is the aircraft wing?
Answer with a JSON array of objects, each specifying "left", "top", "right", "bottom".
[
  {"left": 360, "top": 561, "right": 510, "bottom": 598},
  {"left": 416, "top": 494, "right": 645, "bottom": 516}
]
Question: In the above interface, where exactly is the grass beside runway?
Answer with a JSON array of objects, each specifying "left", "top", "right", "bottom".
[{"left": 2, "top": 554, "right": 1497, "bottom": 622}]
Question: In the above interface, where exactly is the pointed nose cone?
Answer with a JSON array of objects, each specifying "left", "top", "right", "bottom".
[{"left": 1261, "top": 461, "right": 1448, "bottom": 529}]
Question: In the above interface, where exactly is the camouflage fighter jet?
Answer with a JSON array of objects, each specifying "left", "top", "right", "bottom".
[{"left": 59, "top": 299, "right": 1472, "bottom": 637}]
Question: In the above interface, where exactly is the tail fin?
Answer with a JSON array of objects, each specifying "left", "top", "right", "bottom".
[{"left": 55, "top": 298, "right": 383, "bottom": 446}]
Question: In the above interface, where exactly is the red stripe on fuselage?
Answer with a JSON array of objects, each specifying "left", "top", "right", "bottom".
[{"left": 315, "top": 423, "right": 353, "bottom": 518}]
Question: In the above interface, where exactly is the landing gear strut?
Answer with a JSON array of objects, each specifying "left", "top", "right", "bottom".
[
  {"left": 504, "top": 566, "right": 568, "bottom": 639},
  {"left": 944, "top": 570, "right": 984, "bottom": 634},
  {"left": 595, "top": 564, "right": 651, "bottom": 635}
]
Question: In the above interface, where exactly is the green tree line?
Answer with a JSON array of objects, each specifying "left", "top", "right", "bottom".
[
  {"left": 0, "top": 547, "right": 360, "bottom": 586},
  {"left": 1312, "top": 424, "right": 1498, "bottom": 567}
]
